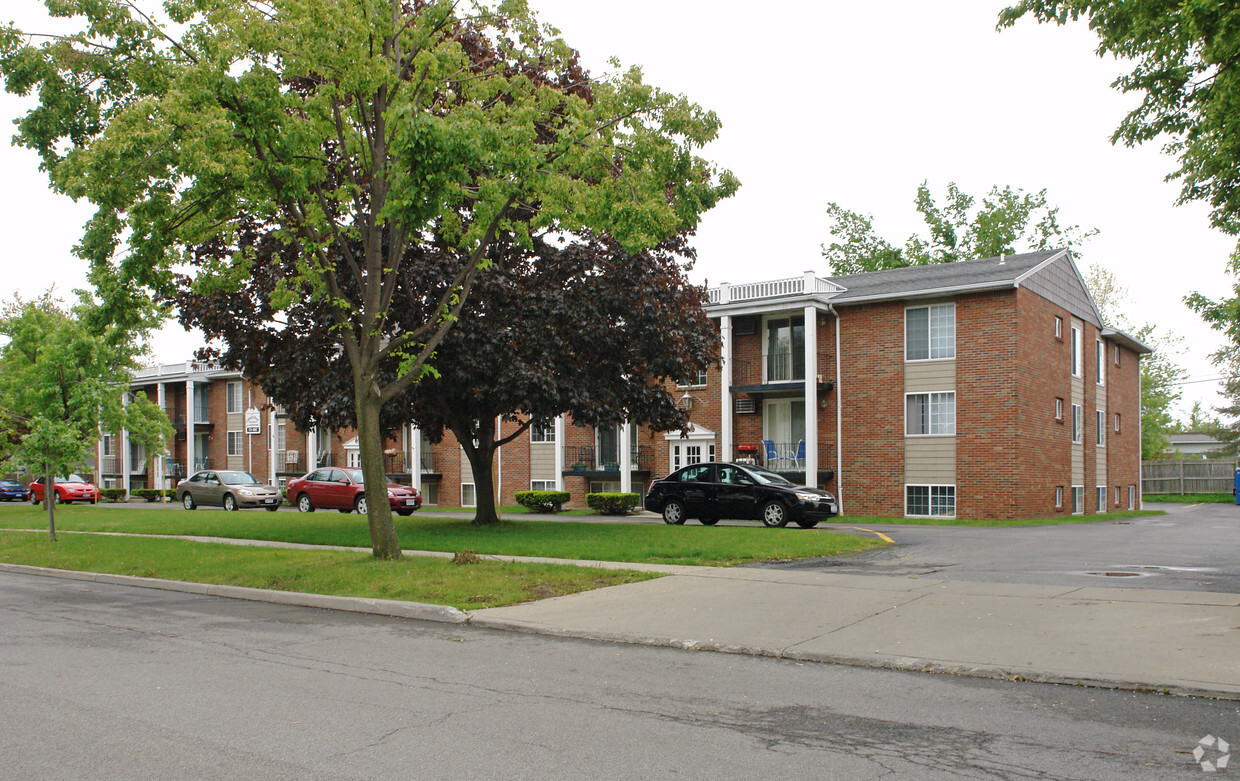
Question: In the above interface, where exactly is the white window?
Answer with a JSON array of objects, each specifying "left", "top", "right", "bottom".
[
  {"left": 531, "top": 479, "right": 556, "bottom": 491},
  {"left": 678, "top": 369, "right": 709, "bottom": 388},
  {"left": 1054, "top": 316, "right": 1063, "bottom": 339},
  {"left": 102, "top": 434, "right": 114, "bottom": 457},
  {"left": 227, "top": 431, "right": 243, "bottom": 457},
  {"left": 461, "top": 483, "right": 476, "bottom": 507},
  {"left": 530, "top": 419, "right": 555, "bottom": 443},
  {"left": 226, "top": 381, "right": 242, "bottom": 413},
  {"left": 906, "top": 392, "right": 956, "bottom": 436},
  {"left": 1114, "top": 413, "right": 1121, "bottom": 433},
  {"left": 906, "top": 485, "right": 955, "bottom": 517},
  {"left": 1055, "top": 486, "right": 1063, "bottom": 509},
  {"left": 1114, "top": 344, "right": 1121, "bottom": 367},
  {"left": 1096, "top": 410, "right": 1105, "bottom": 446},
  {"left": 1128, "top": 485, "right": 1135, "bottom": 510},
  {"left": 347, "top": 450, "right": 360, "bottom": 468},
  {"left": 1071, "top": 404, "right": 1083, "bottom": 443},
  {"left": 1072, "top": 486, "right": 1084, "bottom": 515},
  {"left": 906, "top": 303, "right": 955, "bottom": 361},
  {"left": 1054, "top": 398, "right": 1063, "bottom": 421},
  {"left": 1096, "top": 486, "right": 1106, "bottom": 513},
  {"left": 1071, "top": 326, "right": 1082, "bottom": 377},
  {"left": 1114, "top": 486, "right": 1121, "bottom": 507},
  {"left": 1096, "top": 339, "right": 1105, "bottom": 386}
]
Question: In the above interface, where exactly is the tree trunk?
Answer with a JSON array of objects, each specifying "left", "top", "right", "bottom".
[
  {"left": 354, "top": 381, "right": 402, "bottom": 560},
  {"left": 44, "top": 464, "right": 56, "bottom": 542},
  {"left": 457, "top": 419, "right": 501, "bottom": 526}
]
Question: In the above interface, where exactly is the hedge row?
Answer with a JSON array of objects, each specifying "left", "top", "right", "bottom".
[
  {"left": 585, "top": 492, "right": 641, "bottom": 516},
  {"left": 514, "top": 490, "right": 570, "bottom": 513}
]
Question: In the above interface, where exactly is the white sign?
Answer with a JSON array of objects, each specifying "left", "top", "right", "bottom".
[{"left": 244, "top": 407, "right": 262, "bottom": 435}]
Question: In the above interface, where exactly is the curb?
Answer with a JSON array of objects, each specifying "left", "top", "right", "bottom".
[{"left": 0, "top": 563, "right": 468, "bottom": 624}]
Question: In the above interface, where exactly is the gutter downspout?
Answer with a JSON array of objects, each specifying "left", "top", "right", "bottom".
[{"left": 829, "top": 303, "right": 843, "bottom": 515}]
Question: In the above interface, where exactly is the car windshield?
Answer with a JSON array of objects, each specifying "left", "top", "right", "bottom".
[
  {"left": 342, "top": 469, "right": 366, "bottom": 484},
  {"left": 742, "top": 465, "right": 795, "bottom": 487},
  {"left": 1, "top": 480, "right": 19, "bottom": 488},
  {"left": 53, "top": 474, "right": 87, "bottom": 484},
  {"left": 219, "top": 471, "right": 263, "bottom": 486}
]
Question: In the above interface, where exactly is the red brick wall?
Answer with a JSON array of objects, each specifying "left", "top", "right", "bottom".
[
  {"left": 1107, "top": 341, "right": 1142, "bottom": 508},
  {"left": 1014, "top": 288, "right": 1073, "bottom": 517}
]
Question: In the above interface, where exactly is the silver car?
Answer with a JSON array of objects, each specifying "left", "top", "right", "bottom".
[{"left": 176, "top": 470, "right": 283, "bottom": 512}]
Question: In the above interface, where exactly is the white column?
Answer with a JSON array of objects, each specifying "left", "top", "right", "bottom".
[
  {"left": 411, "top": 424, "right": 423, "bottom": 493},
  {"left": 307, "top": 426, "right": 317, "bottom": 472},
  {"left": 268, "top": 408, "right": 277, "bottom": 486},
  {"left": 185, "top": 379, "right": 196, "bottom": 477},
  {"left": 620, "top": 422, "right": 632, "bottom": 494},
  {"left": 554, "top": 415, "right": 566, "bottom": 491},
  {"left": 720, "top": 314, "right": 733, "bottom": 462},
  {"left": 156, "top": 382, "right": 166, "bottom": 490},
  {"left": 803, "top": 304, "right": 818, "bottom": 486},
  {"left": 95, "top": 427, "right": 104, "bottom": 488},
  {"left": 119, "top": 393, "right": 131, "bottom": 498}
]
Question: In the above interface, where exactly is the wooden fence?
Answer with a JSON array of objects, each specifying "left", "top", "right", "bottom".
[{"left": 1142, "top": 458, "right": 1238, "bottom": 495}]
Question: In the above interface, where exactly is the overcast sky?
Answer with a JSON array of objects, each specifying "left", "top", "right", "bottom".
[{"left": 1, "top": 0, "right": 1234, "bottom": 421}]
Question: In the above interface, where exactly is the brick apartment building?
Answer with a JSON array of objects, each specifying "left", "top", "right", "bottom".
[{"left": 94, "top": 248, "right": 1147, "bottom": 520}]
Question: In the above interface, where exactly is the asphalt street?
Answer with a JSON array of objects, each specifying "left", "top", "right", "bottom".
[{"left": 2, "top": 572, "right": 1236, "bottom": 780}]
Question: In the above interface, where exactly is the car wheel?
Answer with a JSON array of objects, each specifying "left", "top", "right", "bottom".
[
  {"left": 796, "top": 518, "right": 819, "bottom": 529},
  {"left": 396, "top": 509, "right": 414, "bottom": 516},
  {"left": 661, "top": 499, "right": 687, "bottom": 525},
  {"left": 338, "top": 508, "right": 351, "bottom": 514},
  {"left": 31, "top": 495, "right": 38, "bottom": 505},
  {"left": 761, "top": 501, "right": 789, "bottom": 528},
  {"left": 355, "top": 496, "right": 367, "bottom": 515},
  {"left": 297, "top": 493, "right": 315, "bottom": 513},
  {"left": 265, "top": 505, "right": 279, "bottom": 512},
  {"left": 699, "top": 516, "right": 720, "bottom": 526},
  {"left": 223, "top": 494, "right": 238, "bottom": 512},
  {"left": 182, "top": 493, "right": 196, "bottom": 510}
]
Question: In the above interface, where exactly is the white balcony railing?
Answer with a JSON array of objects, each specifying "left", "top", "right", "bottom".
[{"left": 707, "top": 272, "right": 845, "bottom": 306}]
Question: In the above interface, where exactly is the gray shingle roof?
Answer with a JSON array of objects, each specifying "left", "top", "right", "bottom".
[{"left": 825, "top": 249, "right": 1065, "bottom": 302}]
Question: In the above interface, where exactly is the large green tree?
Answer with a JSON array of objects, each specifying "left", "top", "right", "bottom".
[
  {"left": 822, "top": 182, "right": 1095, "bottom": 274},
  {"left": 1, "top": 0, "right": 736, "bottom": 558},
  {"left": 0, "top": 292, "right": 156, "bottom": 539},
  {"left": 998, "top": 3, "right": 1240, "bottom": 362}
]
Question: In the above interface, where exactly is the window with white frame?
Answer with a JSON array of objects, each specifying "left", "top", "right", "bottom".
[
  {"left": 1095, "top": 339, "right": 1105, "bottom": 385},
  {"left": 677, "top": 368, "right": 709, "bottom": 388},
  {"left": 1114, "top": 413, "right": 1121, "bottom": 433},
  {"left": 1055, "top": 397, "right": 1063, "bottom": 422},
  {"left": 1054, "top": 316, "right": 1063, "bottom": 339},
  {"left": 461, "top": 483, "right": 476, "bottom": 507},
  {"left": 905, "top": 303, "right": 955, "bottom": 361},
  {"left": 102, "top": 434, "right": 114, "bottom": 457},
  {"left": 1071, "top": 404, "right": 1083, "bottom": 443},
  {"left": 1096, "top": 410, "right": 1105, "bottom": 446},
  {"left": 906, "top": 485, "right": 955, "bottom": 517},
  {"left": 1071, "top": 486, "right": 1084, "bottom": 514},
  {"left": 226, "top": 381, "right": 242, "bottom": 413},
  {"left": 1114, "top": 344, "right": 1121, "bottom": 367},
  {"left": 906, "top": 392, "right": 956, "bottom": 436},
  {"left": 1096, "top": 486, "right": 1106, "bottom": 513},
  {"left": 1114, "top": 486, "right": 1120, "bottom": 507},
  {"left": 1055, "top": 486, "right": 1063, "bottom": 509},
  {"left": 1128, "top": 485, "right": 1135, "bottom": 510},
  {"left": 530, "top": 418, "right": 555, "bottom": 443},
  {"left": 227, "top": 431, "right": 243, "bottom": 457},
  {"left": 1071, "top": 326, "right": 1082, "bottom": 377},
  {"left": 531, "top": 479, "right": 556, "bottom": 491}
]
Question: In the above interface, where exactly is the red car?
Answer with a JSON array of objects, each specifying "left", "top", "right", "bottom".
[
  {"left": 285, "top": 467, "right": 421, "bottom": 515},
  {"left": 29, "top": 474, "right": 100, "bottom": 505}
]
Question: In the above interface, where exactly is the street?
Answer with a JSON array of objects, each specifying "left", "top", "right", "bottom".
[{"left": 1, "top": 572, "right": 1234, "bottom": 780}]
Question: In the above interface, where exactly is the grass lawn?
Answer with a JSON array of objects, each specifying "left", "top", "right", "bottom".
[
  {"left": 833, "top": 509, "right": 1164, "bottom": 527},
  {"left": 0, "top": 531, "right": 659, "bottom": 610},
  {"left": 0, "top": 504, "right": 883, "bottom": 566},
  {"left": 1143, "top": 493, "right": 1235, "bottom": 504}
]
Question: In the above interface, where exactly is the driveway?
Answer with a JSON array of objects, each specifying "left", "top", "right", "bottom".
[{"left": 760, "top": 502, "right": 1240, "bottom": 593}]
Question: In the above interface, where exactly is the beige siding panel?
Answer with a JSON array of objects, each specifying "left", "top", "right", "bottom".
[
  {"left": 530, "top": 443, "right": 556, "bottom": 481},
  {"left": 905, "top": 438, "right": 956, "bottom": 483},
  {"left": 460, "top": 449, "right": 474, "bottom": 483},
  {"left": 904, "top": 360, "right": 956, "bottom": 393}
]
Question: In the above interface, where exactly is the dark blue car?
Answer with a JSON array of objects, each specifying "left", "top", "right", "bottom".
[{"left": 0, "top": 479, "right": 31, "bottom": 502}]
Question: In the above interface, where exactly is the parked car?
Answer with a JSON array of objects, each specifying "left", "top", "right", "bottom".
[
  {"left": 285, "top": 467, "right": 422, "bottom": 515},
  {"left": 644, "top": 462, "right": 838, "bottom": 528},
  {"left": 28, "top": 475, "right": 100, "bottom": 505},
  {"left": 176, "top": 470, "right": 283, "bottom": 511},
  {"left": 1, "top": 479, "right": 31, "bottom": 502}
]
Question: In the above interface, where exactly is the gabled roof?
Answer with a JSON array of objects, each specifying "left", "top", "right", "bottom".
[{"left": 824, "top": 249, "right": 1066, "bottom": 304}]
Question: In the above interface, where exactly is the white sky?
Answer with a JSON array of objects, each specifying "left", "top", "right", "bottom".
[{"left": 1, "top": 0, "right": 1234, "bottom": 421}]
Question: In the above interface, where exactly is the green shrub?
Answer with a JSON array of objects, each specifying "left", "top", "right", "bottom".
[
  {"left": 99, "top": 489, "right": 127, "bottom": 503},
  {"left": 585, "top": 492, "right": 641, "bottom": 516},
  {"left": 514, "top": 490, "right": 570, "bottom": 513},
  {"left": 132, "top": 489, "right": 172, "bottom": 503}
]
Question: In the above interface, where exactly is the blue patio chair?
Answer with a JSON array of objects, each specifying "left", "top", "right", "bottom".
[
  {"left": 762, "top": 440, "right": 778, "bottom": 467},
  {"left": 792, "top": 439, "right": 805, "bottom": 469}
]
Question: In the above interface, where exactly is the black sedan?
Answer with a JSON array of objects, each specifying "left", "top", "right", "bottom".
[{"left": 645, "top": 462, "right": 838, "bottom": 528}]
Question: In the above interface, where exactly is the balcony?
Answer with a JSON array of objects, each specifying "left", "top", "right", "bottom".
[
  {"left": 563, "top": 445, "right": 653, "bottom": 474},
  {"left": 730, "top": 357, "right": 833, "bottom": 397},
  {"left": 707, "top": 274, "right": 846, "bottom": 306}
]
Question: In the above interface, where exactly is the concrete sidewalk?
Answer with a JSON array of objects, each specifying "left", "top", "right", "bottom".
[{"left": 472, "top": 567, "right": 1240, "bottom": 699}]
